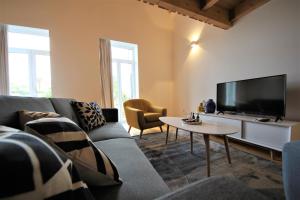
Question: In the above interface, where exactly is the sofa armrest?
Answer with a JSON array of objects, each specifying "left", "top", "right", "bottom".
[
  {"left": 102, "top": 108, "right": 118, "bottom": 122},
  {"left": 124, "top": 107, "right": 144, "bottom": 129},
  {"left": 149, "top": 105, "right": 167, "bottom": 116},
  {"left": 283, "top": 141, "right": 300, "bottom": 200}
]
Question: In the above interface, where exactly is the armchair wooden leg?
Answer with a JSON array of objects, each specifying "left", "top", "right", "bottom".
[
  {"left": 159, "top": 126, "right": 163, "bottom": 133},
  {"left": 128, "top": 126, "right": 131, "bottom": 133},
  {"left": 140, "top": 130, "right": 144, "bottom": 139}
]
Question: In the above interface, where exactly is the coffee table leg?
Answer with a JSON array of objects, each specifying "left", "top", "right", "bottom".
[
  {"left": 203, "top": 134, "right": 210, "bottom": 177},
  {"left": 224, "top": 135, "right": 231, "bottom": 164},
  {"left": 190, "top": 132, "right": 193, "bottom": 153},
  {"left": 175, "top": 128, "right": 178, "bottom": 140},
  {"left": 165, "top": 125, "right": 169, "bottom": 144}
]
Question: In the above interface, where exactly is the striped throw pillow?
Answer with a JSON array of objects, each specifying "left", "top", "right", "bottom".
[
  {"left": 0, "top": 125, "right": 20, "bottom": 133},
  {"left": 0, "top": 132, "right": 94, "bottom": 200},
  {"left": 25, "top": 117, "right": 121, "bottom": 186},
  {"left": 19, "top": 110, "right": 60, "bottom": 130}
]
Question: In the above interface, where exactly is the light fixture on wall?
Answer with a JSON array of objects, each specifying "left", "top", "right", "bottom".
[{"left": 190, "top": 40, "right": 200, "bottom": 48}]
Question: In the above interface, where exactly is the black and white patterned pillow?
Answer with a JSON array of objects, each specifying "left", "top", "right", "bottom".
[
  {"left": 19, "top": 110, "right": 61, "bottom": 130},
  {"left": 72, "top": 101, "right": 106, "bottom": 131},
  {"left": 0, "top": 125, "right": 20, "bottom": 133},
  {"left": 25, "top": 117, "right": 122, "bottom": 186},
  {"left": 0, "top": 132, "right": 94, "bottom": 200}
]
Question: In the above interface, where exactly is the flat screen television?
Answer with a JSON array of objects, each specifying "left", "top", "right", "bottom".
[{"left": 217, "top": 74, "right": 286, "bottom": 119}]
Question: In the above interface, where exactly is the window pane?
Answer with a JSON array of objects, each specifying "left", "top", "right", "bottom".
[
  {"left": 120, "top": 63, "right": 133, "bottom": 101},
  {"left": 111, "top": 47, "right": 133, "bottom": 60},
  {"left": 8, "top": 53, "right": 30, "bottom": 96},
  {"left": 8, "top": 25, "right": 50, "bottom": 51},
  {"left": 7, "top": 25, "right": 52, "bottom": 97},
  {"left": 36, "top": 55, "right": 52, "bottom": 97}
]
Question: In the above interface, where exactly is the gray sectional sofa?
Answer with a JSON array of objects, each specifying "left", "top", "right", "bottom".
[
  {"left": 0, "top": 96, "right": 170, "bottom": 200},
  {"left": 1, "top": 95, "right": 286, "bottom": 200}
]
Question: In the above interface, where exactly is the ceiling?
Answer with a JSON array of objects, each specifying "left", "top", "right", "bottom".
[{"left": 138, "top": 0, "right": 270, "bottom": 29}]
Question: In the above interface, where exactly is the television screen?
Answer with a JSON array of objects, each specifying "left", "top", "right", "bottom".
[{"left": 217, "top": 74, "right": 286, "bottom": 117}]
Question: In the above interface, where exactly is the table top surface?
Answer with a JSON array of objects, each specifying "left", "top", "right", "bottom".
[{"left": 159, "top": 116, "right": 239, "bottom": 135}]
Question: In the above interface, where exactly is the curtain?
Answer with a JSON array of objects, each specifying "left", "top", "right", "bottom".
[
  {"left": 99, "top": 38, "right": 113, "bottom": 108},
  {"left": 0, "top": 24, "right": 9, "bottom": 95}
]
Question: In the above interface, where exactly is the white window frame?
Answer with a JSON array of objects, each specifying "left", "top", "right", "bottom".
[{"left": 7, "top": 25, "right": 51, "bottom": 97}]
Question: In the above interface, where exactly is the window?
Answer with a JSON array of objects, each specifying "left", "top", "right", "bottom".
[
  {"left": 7, "top": 25, "right": 51, "bottom": 97},
  {"left": 111, "top": 40, "right": 139, "bottom": 121}
]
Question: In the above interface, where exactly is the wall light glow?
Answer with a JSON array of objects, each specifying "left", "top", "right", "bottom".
[{"left": 190, "top": 34, "right": 200, "bottom": 42}]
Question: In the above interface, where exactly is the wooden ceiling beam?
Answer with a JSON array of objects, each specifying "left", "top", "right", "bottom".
[
  {"left": 141, "top": 0, "right": 232, "bottom": 29},
  {"left": 201, "top": 0, "right": 220, "bottom": 10},
  {"left": 231, "top": 0, "right": 270, "bottom": 22},
  {"left": 139, "top": 0, "right": 270, "bottom": 30}
]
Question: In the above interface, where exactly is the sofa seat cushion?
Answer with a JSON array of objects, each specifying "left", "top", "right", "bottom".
[
  {"left": 144, "top": 112, "right": 162, "bottom": 122},
  {"left": 88, "top": 123, "right": 132, "bottom": 142},
  {"left": 156, "top": 176, "right": 269, "bottom": 200},
  {"left": 91, "top": 138, "right": 170, "bottom": 200}
]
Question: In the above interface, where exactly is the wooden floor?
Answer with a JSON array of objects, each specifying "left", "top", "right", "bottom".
[{"left": 123, "top": 123, "right": 282, "bottom": 164}]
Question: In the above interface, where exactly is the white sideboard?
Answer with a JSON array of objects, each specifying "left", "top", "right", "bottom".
[{"left": 199, "top": 113, "right": 300, "bottom": 152}]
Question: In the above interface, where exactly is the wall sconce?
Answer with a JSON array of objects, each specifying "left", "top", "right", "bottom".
[{"left": 191, "top": 40, "right": 200, "bottom": 48}]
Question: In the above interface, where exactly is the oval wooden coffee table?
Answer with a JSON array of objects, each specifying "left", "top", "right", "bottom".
[{"left": 159, "top": 116, "right": 239, "bottom": 177}]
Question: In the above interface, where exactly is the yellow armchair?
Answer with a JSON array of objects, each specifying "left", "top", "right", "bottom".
[{"left": 123, "top": 99, "right": 167, "bottom": 138}]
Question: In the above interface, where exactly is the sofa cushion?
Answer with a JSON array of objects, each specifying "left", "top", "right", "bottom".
[
  {"left": 50, "top": 98, "right": 80, "bottom": 125},
  {"left": 90, "top": 138, "right": 170, "bottom": 200},
  {"left": 155, "top": 176, "right": 269, "bottom": 200},
  {"left": 0, "top": 96, "right": 55, "bottom": 129},
  {"left": 19, "top": 110, "right": 60, "bottom": 130},
  {"left": 25, "top": 117, "right": 122, "bottom": 186},
  {"left": 0, "top": 132, "right": 94, "bottom": 200},
  {"left": 72, "top": 101, "right": 106, "bottom": 131},
  {"left": 144, "top": 112, "right": 162, "bottom": 122},
  {"left": 88, "top": 123, "right": 132, "bottom": 142}
]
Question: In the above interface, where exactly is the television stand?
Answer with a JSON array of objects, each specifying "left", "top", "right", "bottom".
[{"left": 199, "top": 113, "right": 300, "bottom": 151}]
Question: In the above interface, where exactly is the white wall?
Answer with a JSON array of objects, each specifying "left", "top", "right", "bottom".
[
  {"left": 1, "top": 0, "right": 299, "bottom": 121},
  {"left": 173, "top": 0, "right": 300, "bottom": 121},
  {"left": 0, "top": 0, "right": 175, "bottom": 114}
]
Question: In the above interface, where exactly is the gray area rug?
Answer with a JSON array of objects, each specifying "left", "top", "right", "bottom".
[{"left": 134, "top": 131, "right": 284, "bottom": 200}]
